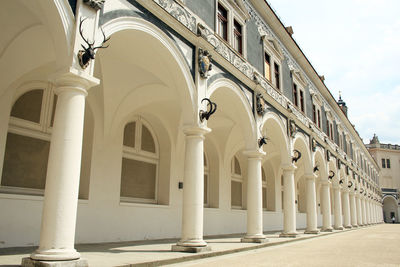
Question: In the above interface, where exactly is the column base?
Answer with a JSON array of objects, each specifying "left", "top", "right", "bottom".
[
  {"left": 344, "top": 225, "right": 352, "bottom": 229},
  {"left": 241, "top": 235, "right": 268, "bottom": 243},
  {"left": 22, "top": 257, "right": 88, "bottom": 267},
  {"left": 334, "top": 226, "right": 344, "bottom": 230},
  {"left": 279, "top": 232, "right": 299, "bottom": 238},
  {"left": 30, "top": 249, "right": 81, "bottom": 261},
  {"left": 351, "top": 225, "right": 359, "bottom": 228},
  {"left": 321, "top": 227, "right": 333, "bottom": 232},
  {"left": 304, "top": 229, "right": 320, "bottom": 234},
  {"left": 171, "top": 245, "right": 211, "bottom": 253}
]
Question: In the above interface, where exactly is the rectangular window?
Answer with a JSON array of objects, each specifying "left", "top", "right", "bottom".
[
  {"left": 300, "top": 90, "right": 305, "bottom": 112},
  {"left": 274, "top": 63, "right": 280, "bottom": 90},
  {"left": 264, "top": 53, "right": 271, "bottom": 81},
  {"left": 330, "top": 123, "right": 333, "bottom": 140},
  {"left": 381, "top": 158, "right": 386, "bottom": 168},
  {"left": 312, "top": 105, "right": 316, "bottom": 124},
  {"left": 233, "top": 20, "right": 242, "bottom": 54},
  {"left": 317, "top": 110, "right": 321, "bottom": 128},
  {"left": 217, "top": 3, "right": 228, "bottom": 41},
  {"left": 387, "top": 159, "right": 391, "bottom": 168},
  {"left": 293, "top": 83, "right": 298, "bottom": 107}
]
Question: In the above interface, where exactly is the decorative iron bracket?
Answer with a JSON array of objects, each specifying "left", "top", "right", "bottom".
[{"left": 199, "top": 98, "right": 217, "bottom": 122}]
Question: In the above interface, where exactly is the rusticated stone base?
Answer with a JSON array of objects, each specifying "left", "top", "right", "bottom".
[
  {"left": 21, "top": 257, "right": 88, "bottom": 267},
  {"left": 241, "top": 237, "right": 268, "bottom": 243},
  {"left": 171, "top": 245, "right": 211, "bottom": 253},
  {"left": 304, "top": 230, "right": 320, "bottom": 234}
]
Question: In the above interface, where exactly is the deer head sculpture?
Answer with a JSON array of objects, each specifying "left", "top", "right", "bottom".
[
  {"left": 292, "top": 149, "right": 302, "bottom": 163},
  {"left": 199, "top": 98, "right": 217, "bottom": 122},
  {"left": 78, "top": 18, "right": 110, "bottom": 69}
]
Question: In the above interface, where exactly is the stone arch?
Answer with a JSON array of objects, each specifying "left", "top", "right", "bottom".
[
  {"left": 292, "top": 133, "right": 312, "bottom": 213},
  {"left": 382, "top": 195, "right": 398, "bottom": 223},
  {"left": 101, "top": 16, "right": 197, "bottom": 134},
  {"left": 207, "top": 78, "right": 257, "bottom": 151}
]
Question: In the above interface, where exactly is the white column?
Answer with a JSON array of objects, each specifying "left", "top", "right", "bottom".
[
  {"left": 356, "top": 195, "right": 362, "bottom": 226},
  {"left": 349, "top": 191, "right": 358, "bottom": 227},
  {"left": 333, "top": 185, "right": 344, "bottom": 230},
  {"left": 280, "top": 164, "right": 298, "bottom": 237},
  {"left": 368, "top": 200, "right": 372, "bottom": 224},
  {"left": 305, "top": 174, "right": 319, "bottom": 234},
  {"left": 241, "top": 151, "right": 267, "bottom": 243},
  {"left": 362, "top": 197, "right": 367, "bottom": 225},
  {"left": 173, "top": 126, "right": 211, "bottom": 252},
  {"left": 321, "top": 181, "right": 333, "bottom": 232},
  {"left": 342, "top": 189, "right": 352, "bottom": 228},
  {"left": 31, "top": 73, "right": 98, "bottom": 261}
]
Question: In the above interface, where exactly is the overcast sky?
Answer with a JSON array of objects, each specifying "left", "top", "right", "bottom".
[{"left": 266, "top": 0, "right": 400, "bottom": 145}]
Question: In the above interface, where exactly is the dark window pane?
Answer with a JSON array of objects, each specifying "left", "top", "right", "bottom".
[
  {"left": 123, "top": 122, "right": 136, "bottom": 148},
  {"left": 231, "top": 180, "right": 242, "bottom": 207},
  {"left": 50, "top": 95, "right": 58, "bottom": 127},
  {"left": 11, "top": 90, "right": 43, "bottom": 123},
  {"left": 1, "top": 133, "right": 49, "bottom": 189},
  {"left": 141, "top": 125, "right": 155, "bottom": 153},
  {"left": 120, "top": 158, "right": 156, "bottom": 200}
]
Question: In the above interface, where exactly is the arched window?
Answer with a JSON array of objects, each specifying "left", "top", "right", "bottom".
[
  {"left": 231, "top": 155, "right": 242, "bottom": 209},
  {"left": 204, "top": 152, "right": 209, "bottom": 207},
  {"left": 1, "top": 87, "right": 92, "bottom": 199},
  {"left": 262, "top": 167, "right": 267, "bottom": 210},
  {"left": 120, "top": 118, "right": 159, "bottom": 204}
]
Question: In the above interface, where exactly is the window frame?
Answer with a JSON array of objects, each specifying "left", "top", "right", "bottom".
[
  {"left": 0, "top": 82, "right": 56, "bottom": 196},
  {"left": 310, "top": 90, "right": 322, "bottom": 129},
  {"left": 262, "top": 35, "right": 284, "bottom": 90},
  {"left": 120, "top": 117, "right": 160, "bottom": 204},
  {"left": 215, "top": 0, "right": 248, "bottom": 58},
  {"left": 231, "top": 155, "right": 243, "bottom": 209}
]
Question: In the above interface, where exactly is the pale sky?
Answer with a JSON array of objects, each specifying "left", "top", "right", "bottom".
[{"left": 266, "top": 0, "right": 400, "bottom": 145}]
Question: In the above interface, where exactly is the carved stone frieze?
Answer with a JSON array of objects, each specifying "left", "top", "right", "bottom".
[
  {"left": 286, "top": 102, "right": 309, "bottom": 127},
  {"left": 153, "top": 0, "right": 197, "bottom": 33},
  {"left": 83, "top": 0, "right": 105, "bottom": 10},
  {"left": 197, "top": 23, "right": 254, "bottom": 79}
]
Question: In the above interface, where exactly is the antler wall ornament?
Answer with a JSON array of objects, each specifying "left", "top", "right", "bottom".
[
  {"left": 199, "top": 98, "right": 217, "bottom": 122},
  {"left": 328, "top": 170, "right": 335, "bottom": 180},
  {"left": 258, "top": 136, "right": 268, "bottom": 148},
  {"left": 313, "top": 165, "right": 319, "bottom": 173},
  {"left": 78, "top": 18, "right": 110, "bottom": 69},
  {"left": 348, "top": 181, "right": 353, "bottom": 188},
  {"left": 339, "top": 179, "right": 344, "bottom": 185},
  {"left": 354, "top": 187, "right": 357, "bottom": 191},
  {"left": 360, "top": 188, "right": 364, "bottom": 194},
  {"left": 292, "top": 149, "right": 302, "bottom": 163}
]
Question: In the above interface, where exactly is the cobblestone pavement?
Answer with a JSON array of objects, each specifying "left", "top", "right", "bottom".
[{"left": 172, "top": 224, "right": 400, "bottom": 267}]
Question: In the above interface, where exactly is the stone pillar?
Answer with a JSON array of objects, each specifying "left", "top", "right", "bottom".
[
  {"left": 367, "top": 200, "right": 372, "bottom": 224},
  {"left": 241, "top": 151, "right": 267, "bottom": 243},
  {"left": 333, "top": 185, "right": 344, "bottom": 230},
  {"left": 349, "top": 191, "right": 358, "bottom": 227},
  {"left": 304, "top": 174, "right": 319, "bottom": 234},
  {"left": 342, "top": 189, "right": 352, "bottom": 228},
  {"left": 321, "top": 181, "right": 333, "bottom": 232},
  {"left": 356, "top": 195, "right": 363, "bottom": 226},
  {"left": 280, "top": 164, "right": 298, "bottom": 237},
  {"left": 28, "top": 72, "right": 98, "bottom": 264},
  {"left": 362, "top": 197, "right": 367, "bottom": 225},
  {"left": 172, "top": 126, "right": 211, "bottom": 252}
]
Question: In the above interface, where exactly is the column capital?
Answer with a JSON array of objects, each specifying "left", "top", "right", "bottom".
[
  {"left": 320, "top": 179, "right": 331, "bottom": 186},
  {"left": 304, "top": 173, "right": 317, "bottom": 181},
  {"left": 50, "top": 67, "right": 100, "bottom": 91},
  {"left": 243, "top": 150, "right": 266, "bottom": 159},
  {"left": 281, "top": 164, "right": 297, "bottom": 172},
  {"left": 182, "top": 125, "right": 211, "bottom": 137}
]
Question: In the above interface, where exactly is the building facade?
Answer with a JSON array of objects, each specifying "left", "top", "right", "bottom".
[
  {"left": 0, "top": 0, "right": 383, "bottom": 265},
  {"left": 367, "top": 135, "right": 400, "bottom": 222}
]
